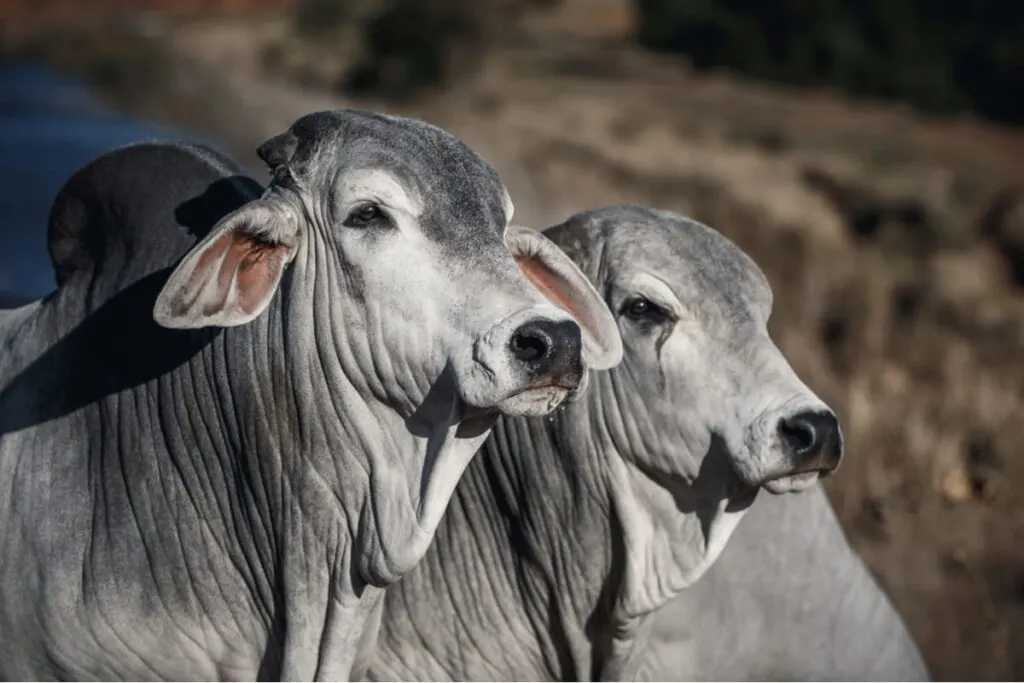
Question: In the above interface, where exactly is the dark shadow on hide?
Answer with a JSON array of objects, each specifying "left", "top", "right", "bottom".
[
  {"left": 405, "top": 361, "right": 499, "bottom": 441},
  {"left": 632, "top": 432, "right": 756, "bottom": 518},
  {"left": 0, "top": 170, "right": 265, "bottom": 433},
  {"left": 0, "top": 267, "right": 217, "bottom": 435},
  {"left": 175, "top": 175, "right": 265, "bottom": 241}
]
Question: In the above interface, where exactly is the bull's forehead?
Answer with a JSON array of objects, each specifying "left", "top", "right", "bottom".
[
  {"left": 570, "top": 205, "right": 772, "bottom": 324},
  {"left": 288, "top": 110, "right": 511, "bottom": 244}
]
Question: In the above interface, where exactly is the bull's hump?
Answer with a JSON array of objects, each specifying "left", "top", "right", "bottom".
[{"left": 46, "top": 140, "right": 262, "bottom": 302}]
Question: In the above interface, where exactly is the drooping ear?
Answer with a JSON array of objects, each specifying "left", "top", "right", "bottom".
[
  {"left": 153, "top": 200, "right": 299, "bottom": 329},
  {"left": 506, "top": 224, "right": 623, "bottom": 370}
]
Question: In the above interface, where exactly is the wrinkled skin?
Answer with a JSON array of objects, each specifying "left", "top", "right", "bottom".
[
  {"left": 636, "top": 484, "right": 929, "bottom": 681},
  {"left": 371, "top": 204, "right": 863, "bottom": 681},
  {"left": 0, "top": 112, "right": 620, "bottom": 681}
]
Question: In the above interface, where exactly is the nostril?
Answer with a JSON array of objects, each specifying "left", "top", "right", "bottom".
[
  {"left": 779, "top": 415, "right": 818, "bottom": 455},
  {"left": 773, "top": 410, "right": 843, "bottom": 481},
  {"left": 782, "top": 419, "right": 815, "bottom": 456},
  {"left": 510, "top": 327, "right": 549, "bottom": 362},
  {"left": 777, "top": 410, "right": 843, "bottom": 463},
  {"left": 508, "top": 318, "right": 582, "bottom": 378}
]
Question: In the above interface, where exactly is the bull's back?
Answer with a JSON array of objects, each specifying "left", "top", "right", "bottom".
[{"left": 0, "top": 299, "right": 40, "bottom": 334}]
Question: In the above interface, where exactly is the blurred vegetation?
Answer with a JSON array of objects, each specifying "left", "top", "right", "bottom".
[
  {"left": 330, "top": 0, "right": 558, "bottom": 100},
  {"left": 341, "top": 0, "right": 483, "bottom": 99},
  {"left": 292, "top": 0, "right": 351, "bottom": 38},
  {"left": 285, "top": 0, "right": 1024, "bottom": 125},
  {"left": 636, "top": 0, "right": 1024, "bottom": 125},
  {"left": 2, "top": 19, "right": 173, "bottom": 103}
]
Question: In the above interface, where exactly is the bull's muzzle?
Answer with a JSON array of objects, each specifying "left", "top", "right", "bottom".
[{"left": 776, "top": 409, "right": 844, "bottom": 478}]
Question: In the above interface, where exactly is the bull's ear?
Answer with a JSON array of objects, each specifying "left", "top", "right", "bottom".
[
  {"left": 256, "top": 130, "right": 298, "bottom": 175},
  {"left": 506, "top": 224, "right": 623, "bottom": 370},
  {"left": 153, "top": 200, "right": 299, "bottom": 329}
]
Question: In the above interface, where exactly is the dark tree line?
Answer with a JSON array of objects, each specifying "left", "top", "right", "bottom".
[
  {"left": 636, "top": 0, "right": 1024, "bottom": 125},
  {"left": 294, "top": 0, "right": 1024, "bottom": 125}
]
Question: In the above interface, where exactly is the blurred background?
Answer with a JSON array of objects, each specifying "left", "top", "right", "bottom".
[{"left": 1, "top": 0, "right": 1023, "bottom": 678}]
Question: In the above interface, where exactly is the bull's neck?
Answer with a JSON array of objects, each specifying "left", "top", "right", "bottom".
[
  {"left": 493, "top": 406, "right": 626, "bottom": 680},
  {"left": 377, "top": 373, "right": 663, "bottom": 681},
  {"left": 158, "top": 298, "right": 366, "bottom": 570},
  {"left": 187, "top": 288, "right": 428, "bottom": 589},
  {"left": 383, "top": 396, "right": 627, "bottom": 681},
  {"left": 77, "top": 283, "right": 414, "bottom": 678}
]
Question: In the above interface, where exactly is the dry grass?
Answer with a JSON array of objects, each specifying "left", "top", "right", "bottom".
[{"left": 6, "top": 13, "right": 1024, "bottom": 679}]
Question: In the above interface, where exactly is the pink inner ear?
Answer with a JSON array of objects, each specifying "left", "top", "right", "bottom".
[
  {"left": 516, "top": 255, "right": 597, "bottom": 335},
  {"left": 229, "top": 233, "right": 289, "bottom": 316},
  {"left": 183, "top": 232, "right": 232, "bottom": 318},
  {"left": 189, "top": 231, "right": 288, "bottom": 318},
  {"left": 235, "top": 235, "right": 289, "bottom": 316}
]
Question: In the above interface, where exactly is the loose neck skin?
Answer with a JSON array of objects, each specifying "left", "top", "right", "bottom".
[
  {"left": 2, "top": 264, "right": 474, "bottom": 680},
  {"left": 371, "top": 368, "right": 621, "bottom": 680},
  {"left": 375, "top": 368, "right": 745, "bottom": 681},
  {"left": 373, "top": 401, "right": 621, "bottom": 681}
]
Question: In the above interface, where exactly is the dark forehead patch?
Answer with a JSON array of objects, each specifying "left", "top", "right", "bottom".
[
  {"left": 565, "top": 204, "right": 772, "bottom": 323},
  {"left": 283, "top": 110, "right": 510, "bottom": 248}
]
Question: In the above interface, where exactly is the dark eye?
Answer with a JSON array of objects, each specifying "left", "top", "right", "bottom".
[
  {"left": 344, "top": 203, "right": 384, "bottom": 228},
  {"left": 622, "top": 297, "right": 671, "bottom": 325},
  {"left": 627, "top": 299, "right": 651, "bottom": 317}
]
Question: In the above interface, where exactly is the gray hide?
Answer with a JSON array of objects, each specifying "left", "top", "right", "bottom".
[
  {"left": 635, "top": 483, "right": 929, "bottom": 681},
  {"left": 370, "top": 204, "right": 850, "bottom": 681},
  {"left": 0, "top": 110, "right": 621, "bottom": 681}
]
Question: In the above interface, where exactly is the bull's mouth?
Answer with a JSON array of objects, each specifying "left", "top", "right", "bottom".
[
  {"left": 495, "top": 383, "right": 574, "bottom": 417},
  {"left": 730, "top": 454, "right": 838, "bottom": 496},
  {"left": 457, "top": 376, "right": 577, "bottom": 421},
  {"left": 762, "top": 453, "right": 840, "bottom": 493},
  {"left": 762, "top": 471, "right": 822, "bottom": 494}
]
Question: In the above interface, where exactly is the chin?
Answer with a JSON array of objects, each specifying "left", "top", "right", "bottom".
[
  {"left": 496, "top": 386, "right": 572, "bottom": 417},
  {"left": 762, "top": 471, "right": 820, "bottom": 494}
]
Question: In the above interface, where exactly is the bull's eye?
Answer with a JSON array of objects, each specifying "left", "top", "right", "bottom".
[
  {"left": 628, "top": 299, "right": 650, "bottom": 317},
  {"left": 344, "top": 202, "right": 384, "bottom": 227},
  {"left": 623, "top": 297, "right": 671, "bottom": 325}
]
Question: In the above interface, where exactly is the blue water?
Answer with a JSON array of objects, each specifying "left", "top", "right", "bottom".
[{"left": 0, "top": 60, "right": 216, "bottom": 300}]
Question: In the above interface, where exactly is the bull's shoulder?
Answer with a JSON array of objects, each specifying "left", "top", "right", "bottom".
[
  {"left": 0, "top": 294, "right": 39, "bottom": 350},
  {"left": 46, "top": 140, "right": 263, "bottom": 305}
]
